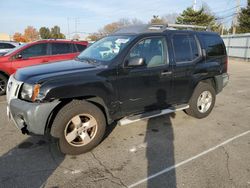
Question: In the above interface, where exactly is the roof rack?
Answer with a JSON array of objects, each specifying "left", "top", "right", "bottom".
[
  {"left": 114, "top": 24, "right": 210, "bottom": 35},
  {"left": 168, "top": 23, "right": 207, "bottom": 30},
  {"left": 149, "top": 24, "right": 208, "bottom": 31}
]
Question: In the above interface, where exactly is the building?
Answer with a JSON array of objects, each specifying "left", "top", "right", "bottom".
[{"left": 0, "top": 33, "right": 12, "bottom": 41}]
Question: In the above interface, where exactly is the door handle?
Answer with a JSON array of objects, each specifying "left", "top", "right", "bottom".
[{"left": 161, "top": 71, "right": 172, "bottom": 76}]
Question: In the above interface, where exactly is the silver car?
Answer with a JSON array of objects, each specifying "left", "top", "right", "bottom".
[{"left": 0, "top": 41, "right": 21, "bottom": 55}]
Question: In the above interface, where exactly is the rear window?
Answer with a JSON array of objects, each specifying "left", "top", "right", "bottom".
[
  {"left": 76, "top": 44, "right": 87, "bottom": 52},
  {"left": 51, "top": 43, "right": 73, "bottom": 55},
  {"left": 202, "top": 34, "right": 225, "bottom": 56},
  {"left": 0, "top": 43, "right": 15, "bottom": 49}
]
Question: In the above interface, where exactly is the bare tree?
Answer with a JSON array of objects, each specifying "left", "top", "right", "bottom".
[{"left": 162, "top": 13, "right": 179, "bottom": 24}]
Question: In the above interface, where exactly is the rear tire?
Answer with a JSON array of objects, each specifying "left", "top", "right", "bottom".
[
  {"left": 0, "top": 74, "right": 8, "bottom": 95},
  {"left": 51, "top": 100, "right": 106, "bottom": 155},
  {"left": 185, "top": 82, "right": 216, "bottom": 119}
]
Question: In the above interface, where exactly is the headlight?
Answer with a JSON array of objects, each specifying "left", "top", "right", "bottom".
[{"left": 20, "top": 83, "right": 41, "bottom": 102}]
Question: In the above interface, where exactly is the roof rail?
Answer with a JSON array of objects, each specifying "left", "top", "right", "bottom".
[
  {"left": 148, "top": 24, "right": 208, "bottom": 31},
  {"left": 167, "top": 23, "right": 207, "bottom": 30},
  {"left": 114, "top": 24, "right": 210, "bottom": 35}
]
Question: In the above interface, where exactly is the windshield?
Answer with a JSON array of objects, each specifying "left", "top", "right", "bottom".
[
  {"left": 78, "top": 35, "right": 134, "bottom": 62},
  {"left": 4, "top": 43, "right": 27, "bottom": 56}
]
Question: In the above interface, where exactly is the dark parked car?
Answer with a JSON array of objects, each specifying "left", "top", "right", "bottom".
[
  {"left": 7, "top": 24, "right": 229, "bottom": 155},
  {"left": 0, "top": 39, "right": 88, "bottom": 95}
]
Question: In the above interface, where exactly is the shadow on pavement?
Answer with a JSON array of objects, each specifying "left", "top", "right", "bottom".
[
  {"left": 0, "top": 136, "right": 65, "bottom": 188},
  {"left": 145, "top": 89, "right": 176, "bottom": 187},
  {"left": 146, "top": 114, "right": 176, "bottom": 188}
]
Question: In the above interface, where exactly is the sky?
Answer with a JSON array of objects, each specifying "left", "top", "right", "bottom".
[{"left": 0, "top": 0, "right": 248, "bottom": 38}]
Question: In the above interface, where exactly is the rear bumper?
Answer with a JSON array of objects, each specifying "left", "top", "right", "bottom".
[
  {"left": 215, "top": 73, "right": 229, "bottom": 94},
  {"left": 8, "top": 99, "right": 60, "bottom": 135}
]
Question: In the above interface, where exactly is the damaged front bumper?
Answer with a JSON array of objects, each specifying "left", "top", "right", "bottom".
[{"left": 7, "top": 99, "right": 60, "bottom": 135}]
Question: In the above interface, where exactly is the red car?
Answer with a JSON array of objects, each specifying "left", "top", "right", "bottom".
[{"left": 0, "top": 39, "right": 88, "bottom": 95}]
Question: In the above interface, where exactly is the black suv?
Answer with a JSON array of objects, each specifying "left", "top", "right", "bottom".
[{"left": 7, "top": 24, "right": 229, "bottom": 155}]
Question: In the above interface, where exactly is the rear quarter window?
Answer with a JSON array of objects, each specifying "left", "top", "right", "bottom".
[
  {"left": 202, "top": 34, "right": 226, "bottom": 57},
  {"left": 76, "top": 44, "right": 87, "bottom": 52}
]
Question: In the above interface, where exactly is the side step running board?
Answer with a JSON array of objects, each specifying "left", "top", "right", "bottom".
[{"left": 118, "top": 104, "right": 189, "bottom": 126}]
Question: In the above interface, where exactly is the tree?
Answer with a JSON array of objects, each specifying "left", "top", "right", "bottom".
[
  {"left": 131, "top": 18, "right": 143, "bottom": 25},
  {"left": 39, "top": 27, "right": 51, "bottom": 39},
  {"left": 98, "top": 18, "right": 144, "bottom": 36},
  {"left": 24, "top": 26, "right": 39, "bottom": 42},
  {"left": 13, "top": 32, "right": 26, "bottom": 42},
  {"left": 162, "top": 13, "right": 179, "bottom": 24},
  {"left": 150, "top": 15, "right": 165, "bottom": 24},
  {"left": 87, "top": 33, "right": 100, "bottom": 41},
  {"left": 237, "top": 0, "right": 250, "bottom": 33},
  {"left": 101, "top": 22, "right": 121, "bottom": 35},
  {"left": 176, "top": 7, "right": 219, "bottom": 31},
  {"left": 50, "top": 25, "right": 65, "bottom": 39}
]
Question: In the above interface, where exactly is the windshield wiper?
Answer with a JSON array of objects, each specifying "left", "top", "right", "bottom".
[{"left": 76, "top": 57, "right": 97, "bottom": 65}]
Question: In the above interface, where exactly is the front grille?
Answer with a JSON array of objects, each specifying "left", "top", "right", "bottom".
[{"left": 6, "top": 76, "right": 23, "bottom": 104}]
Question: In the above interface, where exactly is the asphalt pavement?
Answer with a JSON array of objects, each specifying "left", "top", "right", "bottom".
[{"left": 0, "top": 59, "right": 249, "bottom": 188}]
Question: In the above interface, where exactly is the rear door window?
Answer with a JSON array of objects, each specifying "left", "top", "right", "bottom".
[
  {"left": 172, "top": 34, "right": 200, "bottom": 63},
  {"left": 202, "top": 34, "right": 225, "bottom": 56},
  {"left": 51, "top": 43, "right": 73, "bottom": 55}
]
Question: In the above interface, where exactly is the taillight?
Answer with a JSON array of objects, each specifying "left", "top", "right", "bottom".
[{"left": 225, "top": 57, "right": 228, "bottom": 73}]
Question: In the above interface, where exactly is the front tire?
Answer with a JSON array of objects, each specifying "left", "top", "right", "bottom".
[
  {"left": 185, "top": 82, "right": 216, "bottom": 119},
  {"left": 51, "top": 100, "right": 106, "bottom": 155},
  {"left": 0, "top": 74, "right": 8, "bottom": 95}
]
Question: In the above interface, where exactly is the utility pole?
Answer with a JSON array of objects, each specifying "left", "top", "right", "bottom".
[
  {"left": 232, "top": 0, "right": 240, "bottom": 34},
  {"left": 193, "top": 0, "right": 197, "bottom": 11},
  {"left": 221, "top": 24, "right": 224, "bottom": 35},
  {"left": 75, "top": 17, "right": 80, "bottom": 35},
  {"left": 67, "top": 17, "right": 70, "bottom": 39}
]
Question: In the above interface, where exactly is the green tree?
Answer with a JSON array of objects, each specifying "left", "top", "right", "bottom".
[
  {"left": 50, "top": 26, "right": 65, "bottom": 39},
  {"left": 39, "top": 27, "right": 51, "bottom": 39},
  {"left": 176, "top": 7, "right": 219, "bottom": 31},
  {"left": 237, "top": 0, "right": 250, "bottom": 33}
]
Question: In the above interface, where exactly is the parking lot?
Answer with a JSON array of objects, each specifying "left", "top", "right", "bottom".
[{"left": 0, "top": 59, "right": 249, "bottom": 188}]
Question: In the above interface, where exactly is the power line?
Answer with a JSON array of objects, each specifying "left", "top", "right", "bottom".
[
  {"left": 215, "top": 13, "right": 237, "bottom": 20},
  {"left": 213, "top": 6, "right": 237, "bottom": 14}
]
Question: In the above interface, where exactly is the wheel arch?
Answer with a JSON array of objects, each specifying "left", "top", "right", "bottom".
[
  {"left": 45, "top": 96, "right": 112, "bottom": 136},
  {"left": 188, "top": 77, "right": 217, "bottom": 103},
  {"left": 200, "top": 78, "right": 216, "bottom": 91},
  {"left": 0, "top": 70, "right": 10, "bottom": 79}
]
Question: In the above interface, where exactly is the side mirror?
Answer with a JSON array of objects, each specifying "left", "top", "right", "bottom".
[
  {"left": 127, "top": 57, "right": 145, "bottom": 67},
  {"left": 14, "top": 54, "right": 22, "bottom": 60}
]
